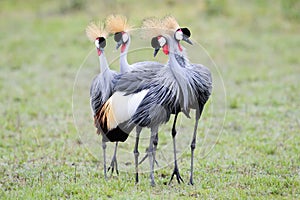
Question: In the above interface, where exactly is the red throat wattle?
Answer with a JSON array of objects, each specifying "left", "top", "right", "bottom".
[
  {"left": 178, "top": 43, "right": 183, "bottom": 52},
  {"left": 162, "top": 45, "right": 169, "bottom": 55},
  {"left": 121, "top": 44, "right": 126, "bottom": 53},
  {"left": 97, "top": 49, "right": 102, "bottom": 56}
]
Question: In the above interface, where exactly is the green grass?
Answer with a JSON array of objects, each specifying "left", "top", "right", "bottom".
[{"left": 1, "top": 0, "right": 300, "bottom": 199}]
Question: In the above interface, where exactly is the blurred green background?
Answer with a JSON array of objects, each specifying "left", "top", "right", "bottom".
[{"left": 0, "top": 0, "right": 299, "bottom": 199}]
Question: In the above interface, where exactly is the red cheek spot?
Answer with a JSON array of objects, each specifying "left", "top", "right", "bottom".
[
  {"left": 163, "top": 44, "right": 169, "bottom": 55},
  {"left": 121, "top": 44, "right": 126, "bottom": 53},
  {"left": 178, "top": 43, "right": 182, "bottom": 52}
]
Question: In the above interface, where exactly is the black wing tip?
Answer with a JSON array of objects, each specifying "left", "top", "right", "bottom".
[
  {"left": 104, "top": 127, "right": 129, "bottom": 142},
  {"left": 102, "top": 123, "right": 135, "bottom": 142}
]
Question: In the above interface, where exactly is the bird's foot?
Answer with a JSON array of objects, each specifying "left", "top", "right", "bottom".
[
  {"left": 135, "top": 173, "right": 139, "bottom": 184},
  {"left": 169, "top": 166, "right": 184, "bottom": 184},
  {"left": 150, "top": 172, "right": 156, "bottom": 187},
  {"left": 138, "top": 148, "right": 159, "bottom": 167},
  {"left": 188, "top": 176, "right": 194, "bottom": 185},
  {"left": 138, "top": 154, "right": 159, "bottom": 167},
  {"left": 107, "top": 156, "right": 119, "bottom": 175},
  {"left": 150, "top": 179, "right": 156, "bottom": 187}
]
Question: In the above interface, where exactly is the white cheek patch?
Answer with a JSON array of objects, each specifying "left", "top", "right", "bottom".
[
  {"left": 158, "top": 37, "right": 166, "bottom": 47},
  {"left": 175, "top": 31, "right": 183, "bottom": 40},
  {"left": 122, "top": 33, "right": 129, "bottom": 43},
  {"left": 94, "top": 40, "right": 100, "bottom": 48}
]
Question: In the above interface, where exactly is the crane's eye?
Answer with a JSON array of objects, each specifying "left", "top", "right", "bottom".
[
  {"left": 98, "top": 37, "right": 106, "bottom": 48},
  {"left": 114, "top": 32, "right": 122, "bottom": 42},
  {"left": 181, "top": 28, "right": 191, "bottom": 38},
  {"left": 151, "top": 37, "right": 160, "bottom": 49}
]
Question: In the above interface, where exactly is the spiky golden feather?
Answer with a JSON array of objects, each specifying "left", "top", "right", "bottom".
[
  {"left": 161, "top": 15, "right": 180, "bottom": 31},
  {"left": 85, "top": 21, "right": 107, "bottom": 42},
  {"left": 141, "top": 15, "right": 180, "bottom": 39},
  {"left": 106, "top": 14, "right": 132, "bottom": 34},
  {"left": 141, "top": 17, "right": 165, "bottom": 39}
]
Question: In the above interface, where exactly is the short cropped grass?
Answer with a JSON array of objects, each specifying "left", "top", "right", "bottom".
[{"left": 0, "top": 0, "right": 299, "bottom": 199}]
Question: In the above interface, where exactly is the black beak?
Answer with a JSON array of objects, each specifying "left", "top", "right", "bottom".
[
  {"left": 182, "top": 35, "right": 193, "bottom": 45},
  {"left": 153, "top": 48, "right": 160, "bottom": 57},
  {"left": 116, "top": 40, "right": 123, "bottom": 50}
]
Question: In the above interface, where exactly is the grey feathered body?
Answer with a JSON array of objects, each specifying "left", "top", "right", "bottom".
[
  {"left": 90, "top": 69, "right": 117, "bottom": 116},
  {"left": 95, "top": 60, "right": 164, "bottom": 141},
  {"left": 89, "top": 51, "right": 121, "bottom": 139},
  {"left": 112, "top": 38, "right": 212, "bottom": 128}
]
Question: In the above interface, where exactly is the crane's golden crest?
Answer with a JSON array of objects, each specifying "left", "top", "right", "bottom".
[
  {"left": 106, "top": 14, "right": 132, "bottom": 34},
  {"left": 86, "top": 21, "right": 107, "bottom": 42},
  {"left": 142, "top": 16, "right": 180, "bottom": 38},
  {"left": 141, "top": 17, "right": 165, "bottom": 39},
  {"left": 161, "top": 15, "right": 180, "bottom": 31}
]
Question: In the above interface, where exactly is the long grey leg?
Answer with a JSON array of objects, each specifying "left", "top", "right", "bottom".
[
  {"left": 102, "top": 138, "right": 107, "bottom": 180},
  {"left": 108, "top": 142, "right": 119, "bottom": 175},
  {"left": 149, "top": 126, "right": 158, "bottom": 186},
  {"left": 169, "top": 113, "right": 184, "bottom": 184},
  {"left": 134, "top": 126, "right": 142, "bottom": 184},
  {"left": 139, "top": 133, "right": 159, "bottom": 167},
  {"left": 153, "top": 133, "right": 159, "bottom": 167},
  {"left": 189, "top": 105, "right": 203, "bottom": 185}
]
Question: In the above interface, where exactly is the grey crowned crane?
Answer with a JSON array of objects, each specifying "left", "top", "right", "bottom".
[
  {"left": 86, "top": 22, "right": 118, "bottom": 179},
  {"left": 149, "top": 16, "right": 212, "bottom": 185},
  {"left": 96, "top": 64, "right": 173, "bottom": 186},
  {"left": 105, "top": 14, "right": 164, "bottom": 183}
]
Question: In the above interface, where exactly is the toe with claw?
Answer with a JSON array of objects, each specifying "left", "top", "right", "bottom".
[{"left": 169, "top": 165, "right": 184, "bottom": 184}]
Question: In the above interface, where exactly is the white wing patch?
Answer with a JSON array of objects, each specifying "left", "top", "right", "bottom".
[{"left": 105, "top": 89, "right": 149, "bottom": 130}]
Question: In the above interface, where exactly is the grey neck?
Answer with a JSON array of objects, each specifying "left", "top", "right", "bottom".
[
  {"left": 119, "top": 37, "right": 131, "bottom": 73},
  {"left": 99, "top": 51, "right": 109, "bottom": 73},
  {"left": 167, "top": 36, "right": 190, "bottom": 111}
]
